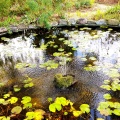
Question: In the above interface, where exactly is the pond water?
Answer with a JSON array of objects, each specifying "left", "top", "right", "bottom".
[{"left": 0, "top": 27, "right": 120, "bottom": 118}]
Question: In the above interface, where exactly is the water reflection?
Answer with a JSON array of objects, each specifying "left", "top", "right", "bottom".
[{"left": 0, "top": 27, "right": 120, "bottom": 109}]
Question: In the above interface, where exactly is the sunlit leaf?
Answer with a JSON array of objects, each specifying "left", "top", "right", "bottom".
[
  {"left": 3, "top": 94, "right": 10, "bottom": 99},
  {"left": 103, "top": 94, "right": 112, "bottom": 100},
  {"left": 55, "top": 97, "right": 68, "bottom": 106},
  {"left": 49, "top": 103, "right": 56, "bottom": 112},
  {"left": 23, "top": 103, "right": 32, "bottom": 109},
  {"left": 58, "top": 48, "right": 64, "bottom": 52},
  {"left": 80, "top": 104, "right": 90, "bottom": 113},
  {"left": 100, "top": 85, "right": 111, "bottom": 90},
  {"left": 9, "top": 97, "right": 18, "bottom": 104},
  {"left": 64, "top": 112, "right": 68, "bottom": 115},
  {"left": 103, "top": 80, "right": 110, "bottom": 84},
  {"left": 11, "top": 106, "right": 22, "bottom": 114},
  {"left": 73, "top": 110, "right": 82, "bottom": 117},
  {"left": 26, "top": 112, "right": 35, "bottom": 119},
  {"left": 113, "top": 109, "right": 120, "bottom": 116},
  {"left": 59, "top": 38, "right": 65, "bottom": 41},
  {"left": 0, "top": 98, "right": 5, "bottom": 104},
  {"left": 34, "top": 109, "right": 45, "bottom": 120},
  {"left": 48, "top": 97, "right": 53, "bottom": 102},
  {"left": 13, "top": 85, "right": 21, "bottom": 92},
  {"left": 21, "top": 96, "right": 31, "bottom": 104}
]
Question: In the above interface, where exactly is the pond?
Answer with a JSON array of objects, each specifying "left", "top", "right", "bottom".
[{"left": 0, "top": 26, "right": 120, "bottom": 120}]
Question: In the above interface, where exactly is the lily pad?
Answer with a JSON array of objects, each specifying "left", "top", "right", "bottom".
[{"left": 11, "top": 106, "right": 22, "bottom": 114}]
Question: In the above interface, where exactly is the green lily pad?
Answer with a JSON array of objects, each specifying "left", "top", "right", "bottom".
[{"left": 11, "top": 106, "right": 22, "bottom": 114}]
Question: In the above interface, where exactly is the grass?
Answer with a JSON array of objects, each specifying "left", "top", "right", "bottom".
[
  {"left": 93, "top": 4, "right": 120, "bottom": 20},
  {"left": 0, "top": 0, "right": 119, "bottom": 28}
]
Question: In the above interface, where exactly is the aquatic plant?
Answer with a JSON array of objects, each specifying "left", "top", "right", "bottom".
[
  {"left": 0, "top": 76, "right": 45, "bottom": 120},
  {"left": 40, "top": 60, "right": 59, "bottom": 70},
  {"left": 97, "top": 79, "right": 120, "bottom": 116},
  {"left": 54, "top": 73, "right": 77, "bottom": 89},
  {"left": 48, "top": 97, "right": 90, "bottom": 119},
  {"left": 15, "top": 63, "right": 36, "bottom": 70}
]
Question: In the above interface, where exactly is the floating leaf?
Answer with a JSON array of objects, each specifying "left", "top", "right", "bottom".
[
  {"left": 58, "top": 48, "right": 64, "bottom": 52},
  {"left": 81, "top": 58, "right": 87, "bottom": 61},
  {"left": 103, "top": 80, "right": 110, "bottom": 84},
  {"left": 34, "top": 109, "right": 45, "bottom": 120},
  {"left": 26, "top": 112, "right": 35, "bottom": 119},
  {"left": 100, "top": 85, "right": 111, "bottom": 90},
  {"left": 0, "top": 98, "right": 5, "bottom": 104},
  {"left": 97, "top": 118, "right": 104, "bottom": 120},
  {"left": 113, "top": 109, "right": 120, "bottom": 116},
  {"left": 23, "top": 103, "right": 32, "bottom": 109},
  {"left": 108, "top": 28, "right": 113, "bottom": 31},
  {"left": 3, "top": 94, "right": 10, "bottom": 99},
  {"left": 9, "top": 97, "right": 18, "bottom": 104},
  {"left": 99, "top": 108, "right": 112, "bottom": 116},
  {"left": 59, "top": 38, "right": 65, "bottom": 41},
  {"left": 64, "top": 112, "right": 68, "bottom": 115},
  {"left": 72, "top": 47, "right": 77, "bottom": 51},
  {"left": 40, "top": 43, "right": 47, "bottom": 50},
  {"left": 40, "top": 60, "right": 58, "bottom": 70},
  {"left": 48, "top": 97, "right": 53, "bottom": 102},
  {"left": 24, "top": 82, "right": 34, "bottom": 88},
  {"left": 1, "top": 37, "right": 10, "bottom": 41},
  {"left": 52, "top": 35, "right": 57, "bottom": 38},
  {"left": 53, "top": 52, "right": 61, "bottom": 57},
  {"left": 49, "top": 103, "right": 56, "bottom": 112},
  {"left": 0, "top": 116, "right": 10, "bottom": 120},
  {"left": 11, "top": 106, "right": 22, "bottom": 114},
  {"left": 80, "top": 104, "right": 90, "bottom": 113},
  {"left": 13, "top": 85, "right": 21, "bottom": 92},
  {"left": 53, "top": 45, "right": 58, "bottom": 48},
  {"left": 89, "top": 57, "right": 97, "bottom": 61},
  {"left": 103, "top": 94, "right": 112, "bottom": 100},
  {"left": 21, "top": 96, "right": 31, "bottom": 104},
  {"left": 23, "top": 77, "right": 32, "bottom": 83},
  {"left": 114, "top": 102, "right": 120, "bottom": 109},
  {"left": 0, "top": 83, "right": 4, "bottom": 87},
  {"left": 73, "top": 111, "right": 82, "bottom": 117},
  {"left": 55, "top": 97, "right": 68, "bottom": 106}
]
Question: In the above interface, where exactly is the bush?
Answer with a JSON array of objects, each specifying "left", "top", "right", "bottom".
[
  {"left": 93, "top": 4, "right": 120, "bottom": 21},
  {"left": 105, "top": 4, "right": 120, "bottom": 14},
  {"left": 0, "top": 0, "right": 11, "bottom": 17},
  {"left": 75, "top": 0, "right": 95, "bottom": 9}
]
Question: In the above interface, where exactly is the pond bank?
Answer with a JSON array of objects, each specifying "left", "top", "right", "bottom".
[{"left": 0, "top": 18, "right": 120, "bottom": 36}]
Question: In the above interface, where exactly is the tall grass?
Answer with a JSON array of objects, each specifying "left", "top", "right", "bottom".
[
  {"left": 93, "top": 4, "right": 120, "bottom": 21},
  {"left": 75, "top": 0, "right": 95, "bottom": 9},
  {"left": 0, "top": 0, "right": 74, "bottom": 28}
]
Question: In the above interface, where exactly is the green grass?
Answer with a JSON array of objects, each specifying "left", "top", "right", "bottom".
[
  {"left": 93, "top": 4, "right": 120, "bottom": 20},
  {"left": 0, "top": 0, "right": 96, "bottom": 28}
]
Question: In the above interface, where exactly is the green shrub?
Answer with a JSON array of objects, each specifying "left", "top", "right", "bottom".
[
  {"left": 75, "top": 0, "right": 95, "bottom": 9},
  {"left": 105, "top": 4, "right": 120, "bottom": 14},
  {"left": 93, "top": 4, "right": 120, "bottom": 21},
  {"left": 0, "top": 0, "right": 11, "bottom": 17}
]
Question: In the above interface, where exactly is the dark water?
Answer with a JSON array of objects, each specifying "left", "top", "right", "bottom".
[{"left": 0, "top": 27, "right": 120, "bottom": 119}]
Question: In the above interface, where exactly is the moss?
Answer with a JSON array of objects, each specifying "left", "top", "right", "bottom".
[{"left": 54, "top": 73, "right": 75, "bottom": 89}]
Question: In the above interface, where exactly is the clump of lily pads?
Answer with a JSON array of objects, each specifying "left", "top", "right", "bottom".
[
  {"left": 54, "top": 73, "right": 77, "bottom": 89},
  {"left": 0, "top": 76, "right": 45, "bottom": 120},
  {"left": 47, "top": 97, "right": 90, "bottom": 120},
  {"left": 40, "top": 60, "right": 59, "bottom": 70}
]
